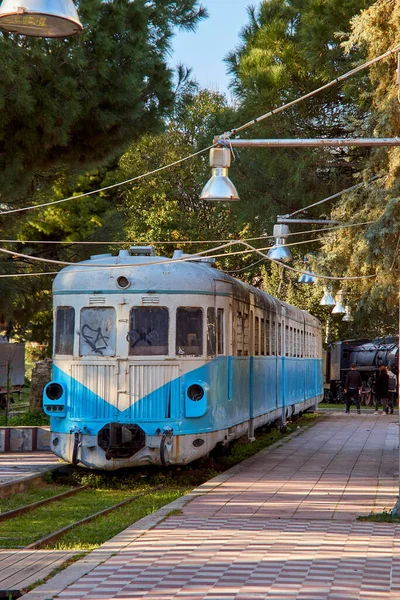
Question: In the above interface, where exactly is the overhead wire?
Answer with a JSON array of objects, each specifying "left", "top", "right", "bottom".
[
  {"left": 0, "top": 143, "right": 217, "bottom": 216},
  {"left": 0, "top": 42, "right": 398, "bottom": 219},
  {"left": 225, "top": 43, "right": 400, "bottom": 137},
  {"left": 0, "top": 219, "right": 378, "bottom": 247},
  {"left": 285, "top": 175, "right": 385, "bottom": 219},
  {"left": 0, "top": 237, "right": 378, "bottom": 281}
]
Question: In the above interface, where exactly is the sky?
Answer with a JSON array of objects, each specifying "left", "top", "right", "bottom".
[{"left": 171, "top": 0, "right": 252, "bottom": 96}]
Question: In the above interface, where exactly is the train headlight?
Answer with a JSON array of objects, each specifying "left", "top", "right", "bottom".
[
  {"left": 117, "top": 276, "right": 130, "bottom": 289},
  {"left": 187, "top": 384, "right": 204, "bottom": 401},
  {"left": 45, "top": 382, "right": 64, "bottom": 401},
  {"left": 43, "top": 381, "right": 66, "bottom": 417},
  {"left": 185, "top": 382, "right": 208, "bottom": 418}
]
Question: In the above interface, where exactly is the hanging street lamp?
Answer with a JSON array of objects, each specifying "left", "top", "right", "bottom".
[{"left": 0, "top": 0, "right": 82, "bottom": 37}]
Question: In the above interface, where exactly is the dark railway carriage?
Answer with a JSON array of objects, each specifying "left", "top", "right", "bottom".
[{"left": 43, "top": 246, "right": 324, "bottom": 469}]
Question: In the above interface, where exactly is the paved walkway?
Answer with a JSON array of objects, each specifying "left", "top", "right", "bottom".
[
  {"left": 22, "top": 414, "right": 400, "bottom": 600},
  {"left": 0, "top": 450, "right": 61, "bottom": 502},
  {"left": 0, "top": 452, "right": 60, "bottom": 487}
]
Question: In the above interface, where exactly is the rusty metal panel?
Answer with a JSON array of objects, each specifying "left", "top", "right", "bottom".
[
  {"left": 70, "top": 363, "right": 117, "bottom": 419},
  {"left": 127, "top": 364, "right": 180, "bottom": 420}
]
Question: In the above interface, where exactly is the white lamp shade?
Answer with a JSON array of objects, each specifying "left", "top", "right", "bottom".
[
  {"left": 320, "top": 288, "right": 335, "bottom": 306},
  {"left": 200, "top": 169, "right": 240, "bottom": 201},
  {"left": 267, "top": 241, "right": 293, "bottom": 263},
  {"left": 298, "top": 266, "right": 316, "bottom": 284}
]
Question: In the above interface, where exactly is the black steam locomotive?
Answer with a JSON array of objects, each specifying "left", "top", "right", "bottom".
[{"left": 324, "top": 336, "right": 398, "bottom": 402}]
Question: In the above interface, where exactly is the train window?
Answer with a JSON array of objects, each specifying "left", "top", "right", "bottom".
[
  {"left": 217, "top": 309, "right": 224, "bottom": 355},
  {"left": 243, "top": 314, "right": 249, "bottom": 356},
  {"left": 286, "top": 326, "right": 290, "bottom": 357},
  {"left": 278, "top": 323, "right": 282, "bottom": 356},
  {"left": 260, "top": 319, "right": 265, "bottom": 356},
  {"left": 265, "top": 320, "right": 270, "bottom": 355},
  {"left": 255, "top": 317, "right": 260, "bottom": 356},
  {"left": 254, "top": 317, "right": 259, "bottom": 356},
  {"left": 207, "top": 308, "right": 216, "bottom": 356},
  {"left": 129, "top": 307, "right": 169, "bottom": 356},
  {"left": 271, "top": 320, "right": 276, "bottom": 355},
  {"left": 176, "top": 308, "right": 203, "bottom": 356},
  {"left": 55, "top": 307, "right": 75, "bottom": 355},
  {"left": 301, "top": 330, "right": 304, "bottom": 358},
  {"left": 237, "top": 312, "right": 243, "bottom": 356},
  {"left": 80, "top": 307, "right": 116, "bottom": 356}
]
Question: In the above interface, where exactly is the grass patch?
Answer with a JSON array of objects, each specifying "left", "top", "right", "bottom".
[
  {"left": 0, "top": 488, "right": 146, "bottom": 548},
  {"left": 49, "top": 489, "right": 186, "bottom": 550},
  {"left": 0, "top": 484, "right": 74, "bottom": 513},
  {"left": 358, "top": 510, "right": 400, "bottom": 523}
]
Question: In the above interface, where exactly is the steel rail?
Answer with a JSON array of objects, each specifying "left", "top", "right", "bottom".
[
  {"left": 25, "top": 488, "right": 161, "bottom": 550},
  {"left": 0, "top": 486, "right": 87, "bottom": 522}
]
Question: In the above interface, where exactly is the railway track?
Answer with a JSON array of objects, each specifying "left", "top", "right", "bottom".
[{"left": 0, "top": 482, "right": 162, "bottom": 550}]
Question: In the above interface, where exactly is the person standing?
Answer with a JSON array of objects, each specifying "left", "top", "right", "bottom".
[
  {"left": 344, "top": 364, "right": 362, "bottom": 414},
  {"left": 387, "top": 365, "right": 397, "bottom": 415},
  {"left": 374, "top": 365, "right": 390, "bottom": 415}
]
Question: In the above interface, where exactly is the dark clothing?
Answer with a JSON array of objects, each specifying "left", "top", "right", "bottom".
[
  {"left": 375, "top": 371, "right": 389, "bottom": 396},
  {"left": 344, "top": 369, "right": 362, "bottom": 413},
  {"left": 344, "top": 370, "right": 362, "bottom": 390},
  {"left": 375, "top": 371, "right": 390, "bottom": 413},
  {"left": 346, "top": 389, "right": 360, "bottom": 413}
]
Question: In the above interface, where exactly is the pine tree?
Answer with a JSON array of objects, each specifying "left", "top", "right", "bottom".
[{"left": 0, "top": 0, "right": 207, "bottom": 202}]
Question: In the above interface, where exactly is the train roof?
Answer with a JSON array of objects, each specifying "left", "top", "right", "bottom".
[{"left": 54, "top": 247, "right": 320, "bottom": 329}]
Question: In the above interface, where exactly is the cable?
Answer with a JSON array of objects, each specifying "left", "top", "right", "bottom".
[
  {"left": 226, "top": 43, "right": 400, "bottom": 137},
  {"left": 286, "top": 175, "right": 385, "bottom": 219},
  {"left": 285, "top": 220, "right": 376, "bottom": 237},
  {"left": 0, "top": 238, "right": 378, "bottom": 281},
  {"left": 0, "top": 143, "right": 217, "bottom": 216},
  {"left": 237, "top": 241, "right": 377, "bottom": 281},
  {"left": 1, "top": 44, "right": 398, "bottom": 219},
  {"left": 0, "top": 234, "right": 349, "bottom": 270},
  {"left": 0, "top": 219, "right": 377, "bottom": 248},
  {"left": 224, "top": 258, "right": 265, "bottom": 273},
  {"left": 0, "top": 271, "right": 59, "bottom": 278}
]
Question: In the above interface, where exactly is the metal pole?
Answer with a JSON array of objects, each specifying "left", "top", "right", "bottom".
[
  {"left": 392, "top": 283, "right": 400, "bottom": 515},
  {"left": 5, "top": 360, "right": 10, "bottom": 427},
  {"left": 277, "top": 218, "right": 339, "bottom": 225},
  {"left": 215, "top": 138, "right": 400, "bottom": 148}
]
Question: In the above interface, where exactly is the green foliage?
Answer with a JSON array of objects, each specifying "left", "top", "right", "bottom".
[
  {"left": 314, "top": 1, "right": 400, "bottom": 336},
  {"left": 0, "top": 0, "right": 207, "bottom": 200},
  {"left": 106, "top": 89, "right": 244, "bottom": 257},
  {"left": 0, "top": 411, "right": 49, "bottom": 426}
]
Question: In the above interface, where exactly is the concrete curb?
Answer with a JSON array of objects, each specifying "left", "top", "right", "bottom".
[
  {"left": 0, "top": 465, "right": 62, "bottom": 500},
  {"left": 20, "top": 421, "right": 316, "bottom": 600}
]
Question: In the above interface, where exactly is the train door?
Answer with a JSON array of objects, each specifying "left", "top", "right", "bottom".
[
  {"left": 278, "top": 311, "right": 285, "bottom": 414},
  {"left": 214, "top": 280, "right": 233, "bottom": 403}
]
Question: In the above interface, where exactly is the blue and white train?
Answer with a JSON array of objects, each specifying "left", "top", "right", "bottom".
[{"left": 43, "top": 246, "right": 323, "bottom": 469}]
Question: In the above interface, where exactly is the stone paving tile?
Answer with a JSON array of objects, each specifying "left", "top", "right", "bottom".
[{"left": 30, "top": 415, "right": 400, "bottom": 599}]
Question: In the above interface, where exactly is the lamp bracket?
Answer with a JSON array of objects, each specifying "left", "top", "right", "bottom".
[{"left": 277, "top": 216, "right": 339, "bottom": 225}]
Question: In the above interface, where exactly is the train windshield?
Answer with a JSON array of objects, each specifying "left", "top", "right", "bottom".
[
  {"left": 129, "top": 307, "right": 169, "bottom": 356},
  {"left": 79, "top": 307, "right": 116, "bottom": 356},
  {"left": 176, "top": 308, "right": 203, "bottom": 356},
  {"left": 55, "top": 306, "right": 75, "bottom": 355}
]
